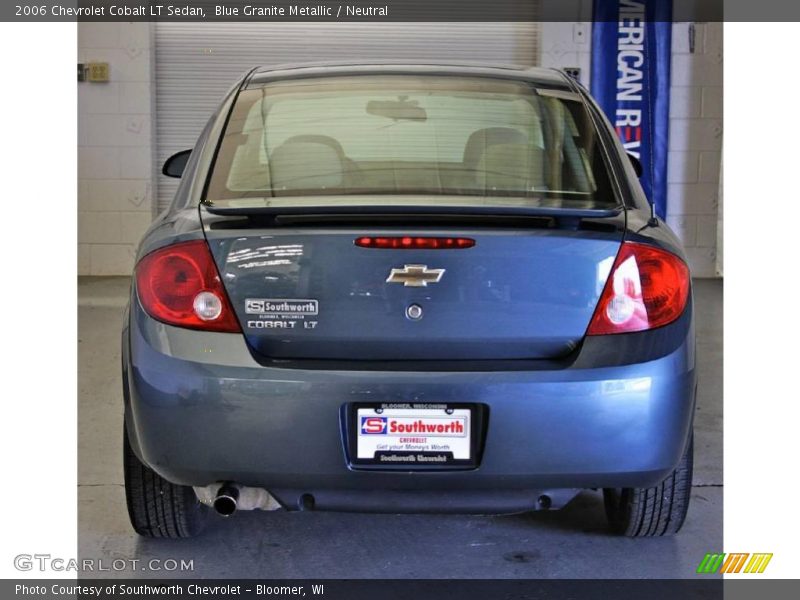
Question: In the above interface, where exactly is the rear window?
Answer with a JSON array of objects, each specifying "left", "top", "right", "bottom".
[{"left": 205, "top": 75, "right": 617, "bottom": 209}]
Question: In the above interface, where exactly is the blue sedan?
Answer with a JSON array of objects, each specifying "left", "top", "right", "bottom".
[{"left": 122, "top": 63, "right": 694, "bottom": 538}]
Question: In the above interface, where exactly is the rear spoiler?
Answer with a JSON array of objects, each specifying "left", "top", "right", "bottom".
[{"left": 201, "top": 201, "right": 623, "bottom": 220}]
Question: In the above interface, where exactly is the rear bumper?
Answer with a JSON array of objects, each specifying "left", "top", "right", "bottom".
[{"left": 124, "top": 301, "right": 695, "bottom": 513}]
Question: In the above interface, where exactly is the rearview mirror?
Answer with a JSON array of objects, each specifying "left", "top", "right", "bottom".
[
  {"left": 366, "top": 99, "right": 427, "bottom": 122},
  {"left": 627, "top": 153, "right": 643, "bottom": 178},
  {"left": 162, "top": 149, "right": 192, "bottom": 178}
]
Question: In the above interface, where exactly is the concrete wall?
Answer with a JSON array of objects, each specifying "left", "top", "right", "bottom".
[
  {"left": 667, "top": 22, "right": 723, "bottom": 277},
  {"left": 77, "top": 21, "right": 723, "bottom": 277},
  {"left": 78, "top": 23, "right": 155, "bottom": 276},
  {"left": 540, "top": 22, "right": 593, "bottom": 85}
]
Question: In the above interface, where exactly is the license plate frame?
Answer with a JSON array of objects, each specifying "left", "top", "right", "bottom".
[{"left": 344, "top": 402, "right": 486, "bottom": 470}]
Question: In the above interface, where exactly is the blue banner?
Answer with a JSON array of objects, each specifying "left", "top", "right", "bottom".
[{"left": 591, "top": 0, "right": 672, "bottom": 218}]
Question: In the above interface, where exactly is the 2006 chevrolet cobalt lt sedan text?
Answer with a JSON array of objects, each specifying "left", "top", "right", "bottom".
[{"left": 122, "top": 63, "right": 695, "bottom": 538}]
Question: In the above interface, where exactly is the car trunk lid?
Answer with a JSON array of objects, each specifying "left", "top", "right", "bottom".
[{"left": 202, "top": 207, "right": 624, "bottom": 361}]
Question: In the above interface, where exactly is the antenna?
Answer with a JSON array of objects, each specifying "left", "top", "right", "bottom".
[{"left": 648, "top": 201, "right": 659, "bottom": 227}]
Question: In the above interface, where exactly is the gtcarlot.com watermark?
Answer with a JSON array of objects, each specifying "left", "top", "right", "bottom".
[{"left": 14, "top": 553, "right": 194, "bottom": 572}]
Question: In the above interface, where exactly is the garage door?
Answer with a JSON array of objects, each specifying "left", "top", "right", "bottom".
[{"left": 154, "top": 23, "right": 541, "bottom": 211}]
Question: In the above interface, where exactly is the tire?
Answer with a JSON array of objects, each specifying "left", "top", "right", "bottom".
[
  {"left": 603, "top": 433, "right": 693, "bottom": 537},
  {"left": 123, "top": 426, "right": 209, "bottom": 538}
]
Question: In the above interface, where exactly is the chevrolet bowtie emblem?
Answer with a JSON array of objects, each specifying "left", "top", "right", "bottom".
[{"left": 386, "top": 264, "right": 445, "bottom": 287}]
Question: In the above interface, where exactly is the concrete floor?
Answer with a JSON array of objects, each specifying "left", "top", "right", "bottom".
[{"left": 78, "top": 277, "right": 722, "bottom": 579}]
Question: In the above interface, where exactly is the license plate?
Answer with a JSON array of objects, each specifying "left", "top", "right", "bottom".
[{"left": 354, "top": 404, "right": 473, "bottom": 467}]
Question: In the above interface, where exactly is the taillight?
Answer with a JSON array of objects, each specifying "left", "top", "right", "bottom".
[
  {"left": 135, "top": 240, "right": 241, "bottom": 333},
  {"left": 587, "top": 242, "right": 690, "bottom": 335},
  {"left": 355, "top": 236, "right": 475, "bottom": 249}
]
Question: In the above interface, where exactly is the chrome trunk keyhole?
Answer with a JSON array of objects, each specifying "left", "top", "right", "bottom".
[{"left": 406, "top": 304, "right": 423, "bottom": 321}]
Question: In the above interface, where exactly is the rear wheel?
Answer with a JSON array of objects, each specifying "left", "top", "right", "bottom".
[
  {"left": 603, "top": 433, "right": 693, "bottom": 537},
  {"left": 123, "top": 426, "right": 209, "bottom": 538}
]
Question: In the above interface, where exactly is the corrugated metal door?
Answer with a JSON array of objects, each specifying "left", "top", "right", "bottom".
[{"left": 154, "top": 23, "right": 541, "bottom": 212}]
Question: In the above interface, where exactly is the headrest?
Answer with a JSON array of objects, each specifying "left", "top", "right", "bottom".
[
  {"left": 463, "top": 127, "right": 529, "bottom": 169},
  {"left": 270, "top": 139, "right": 344, "bottom": 191},
  {"left": 476, "top": 143, "right": 544, "bottom": 191}
]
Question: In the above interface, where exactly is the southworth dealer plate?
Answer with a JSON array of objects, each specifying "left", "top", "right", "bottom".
[{"left": 352, "top": 404, "right": 479, "bottom": 468}]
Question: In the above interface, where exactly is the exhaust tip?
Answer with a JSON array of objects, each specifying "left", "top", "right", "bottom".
[
  {"left": 213, "top": 484, "right": 239, "bottom": 517},
  {"left": 298, "top": 493, "right": 315, "bottom": 511}
]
